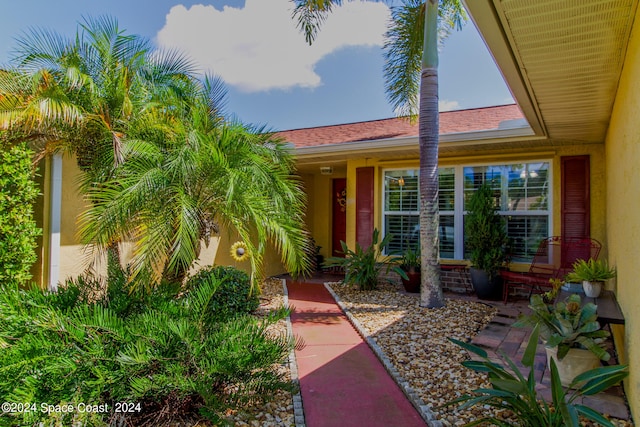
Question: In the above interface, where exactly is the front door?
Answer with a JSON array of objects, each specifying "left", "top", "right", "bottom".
[{"left": 332, "top": 178, "right": 347, "bottom": 257}]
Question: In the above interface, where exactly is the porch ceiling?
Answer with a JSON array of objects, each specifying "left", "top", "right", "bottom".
[{"left": 464, "top": 0, "right": 639, "bottom": 143}]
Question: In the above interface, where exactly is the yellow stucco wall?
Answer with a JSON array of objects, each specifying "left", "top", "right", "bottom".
[
  {"left": 605, "top": 12, "right": 640, "bottom": 418},
  {"left": 42, "top": 155, "right": 299, "bottom": 287},
  {"left": 329, "top": 146, "right": 607, "bottom": 266}
]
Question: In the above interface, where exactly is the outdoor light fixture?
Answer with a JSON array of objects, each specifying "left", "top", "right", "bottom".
[{"left": 320, "top": 166, "right": 333, "bottom": 175}]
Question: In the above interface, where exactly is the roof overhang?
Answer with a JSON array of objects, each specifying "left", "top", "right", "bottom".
[
  {"left": 463, "top": 0, "right": 639, "bottom": 143},
  {"left": 293, "top": 124, "right": 537, "bottom": 167}
]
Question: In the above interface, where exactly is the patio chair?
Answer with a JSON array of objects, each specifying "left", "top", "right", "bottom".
[{"left": 500, "top": 236, "right": 602, "bottom": 303}]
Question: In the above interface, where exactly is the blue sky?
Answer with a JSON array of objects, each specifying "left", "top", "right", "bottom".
[{"left": 0, "top": 0, "right": 513, "bottom": 130}]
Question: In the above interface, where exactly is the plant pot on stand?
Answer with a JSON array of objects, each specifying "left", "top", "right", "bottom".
[
  {"left": 582, "top": 280, "right": 603, "bottom": 298},
  {"left": 566, "top": 258, "right": 616, "bottom": 299}
]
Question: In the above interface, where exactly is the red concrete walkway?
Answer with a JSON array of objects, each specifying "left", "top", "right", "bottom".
[{"left": 287, "top": 281, "right": 426, "bottom": 427}]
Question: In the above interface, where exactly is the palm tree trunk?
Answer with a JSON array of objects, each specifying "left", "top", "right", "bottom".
[{"left": 419, "top": 0, "right": 445, "bottom": 308}]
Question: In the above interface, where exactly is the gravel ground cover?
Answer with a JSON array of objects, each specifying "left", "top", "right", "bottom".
[
  {"left": 328, "top": 281, "right": 502, "bottom": 426},
  {"left": 225, "top": 278, "right": 296, "bottom": 427},
  {"left": 233, "top": 278, "right": 633, "bottom": 427}
]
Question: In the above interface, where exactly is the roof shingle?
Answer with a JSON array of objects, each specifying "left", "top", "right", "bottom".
[{"left": 276, "top": 104, "right": 524, "bottom": 148}]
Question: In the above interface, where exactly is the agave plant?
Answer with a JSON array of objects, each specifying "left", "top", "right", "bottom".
[
  {"left": 446, "top": 325, "right": 628, "bottom": 427},
  {"left": 514, "top": 293, "right": 610, "bottom": 361}
]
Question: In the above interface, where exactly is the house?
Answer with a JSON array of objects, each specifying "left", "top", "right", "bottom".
[
  {"left": 31, "top": 0, "right": 639, "bottom": 419},
  {"left": 278, "top": 0, "right": 640, "bottom": 418}
]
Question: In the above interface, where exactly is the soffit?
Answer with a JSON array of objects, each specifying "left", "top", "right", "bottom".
[{"left": 465, "top": 0, "right": 638, "bottom": 143}]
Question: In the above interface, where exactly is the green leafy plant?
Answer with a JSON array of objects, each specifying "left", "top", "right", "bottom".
[
  {"left": 325, "top": 228, "right": 407, "bottom": 290},
  {"left": 0, "top": 266, "right": 292, "bottom": 426},
  {"left": 446, "top": 325, "right": 628, "bottom": 427},
  {"left": 514, "top": 294, "right": 610, "bottom": 361},
  {"left": 186, "top": 265, "right": 260, "bottom": 321},
  {"left": 464, "top": 182, "right": 509, "bottom": 278},
  {"left": 566, "top": 258, "right": 616, "bottom": 283},
  {"left": 398, "top": 242, "right": 421, "bottom": 272},
  {"left": 0, "top": 141, "right": 41, "bottom": 286}
]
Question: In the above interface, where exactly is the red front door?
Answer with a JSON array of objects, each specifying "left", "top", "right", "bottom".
[{"left": 332, "top": 178, "right": 347, "bottom": 257}]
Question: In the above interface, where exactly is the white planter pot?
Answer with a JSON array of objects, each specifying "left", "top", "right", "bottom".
[
  {"left": 545, "top": 346, "right": 600, "bottom": 387},
  {"left": 582, "top": 280, "right": 603, "bottom": 298}
]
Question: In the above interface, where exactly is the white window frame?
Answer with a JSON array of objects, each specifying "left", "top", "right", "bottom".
[{"left": 381, "top": 159, "right": 553, "bottom": 261}]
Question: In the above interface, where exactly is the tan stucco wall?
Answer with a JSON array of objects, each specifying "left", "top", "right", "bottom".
[{"left": 605, "top": 12, "right": 640, "bottom": 418}]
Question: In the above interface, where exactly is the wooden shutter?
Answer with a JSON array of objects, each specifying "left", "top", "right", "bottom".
[
  {"left": 561, "top": 156, "right": 590, "bottom": 239},
  {"left": 356, "top": 167, "right": 374, "bottom": 247}
]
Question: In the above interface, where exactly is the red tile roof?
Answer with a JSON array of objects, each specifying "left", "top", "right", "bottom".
[{"left": 276, "top": 104, "right": 524, "bottom": 148}]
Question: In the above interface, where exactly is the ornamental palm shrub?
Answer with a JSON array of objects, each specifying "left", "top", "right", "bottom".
[
  {"left": 0, "top": 141, "right": 41, "bottom": 286},
  {"left": 186, "top": 265, "right": 260, "bottom": 322},
  {"left": 0, "top": 267, "right": 292, "bottom": 427}
]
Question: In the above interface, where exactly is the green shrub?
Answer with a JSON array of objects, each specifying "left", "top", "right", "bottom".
[
  {"left": 445, "top": 325, "right": 628, "bottom": 427},
  {"left": 324, "top": 228, "right": 407, "bottom": 290},
  {"left": 0, "top": 268, "right": 291, "bottom": 426},
  {"left": 186, "top": 265, "right": 260, "bottom": 320},
  {"left": 0, "top": 141, "right": 41, "bottom": 285}
]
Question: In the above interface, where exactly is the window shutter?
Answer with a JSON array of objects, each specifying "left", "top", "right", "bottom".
[
  {"left": 561, "top": 156, "right": 590, "bottom": 239},
  {"left": 356, "top": 167, "right": 374, "bottom": 247}
]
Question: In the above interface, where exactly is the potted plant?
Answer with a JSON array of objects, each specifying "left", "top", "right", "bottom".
[
  {"left": 446, "top": 325, "right": 628, "bottom": 426},
  {"left": 325, "top": 229, "right": 407, "bottom": 290},
  {"left": 464, "top": 182, "right": 509, "bottom": 300},
  {"left": 566, "top": 258, "right": 616, "bottom": 298},
  {"left": 514, "top": 293, "right": 611, "bottom": 387},
  {"left": 397, "top": 243, "right": 420, "bottom": 293}
]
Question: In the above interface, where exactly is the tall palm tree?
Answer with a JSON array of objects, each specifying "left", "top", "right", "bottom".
[{"left": 292, "top": 0, "right": 465, "bottom": 308}]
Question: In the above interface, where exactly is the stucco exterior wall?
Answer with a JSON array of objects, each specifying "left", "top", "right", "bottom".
[
  {"left": 42, "top": 155, "right": 297, "bottom": 288},
  {"left": 332, "top": 145, "right": 607, "bottom": 268},
  {"left": 605, "top": 12, "right": 640, "bottom": 417}
]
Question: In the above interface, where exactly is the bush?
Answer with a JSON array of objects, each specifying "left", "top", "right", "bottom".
[
  {"left": 324, "top": 228, "right": 407, "bottom": 290},
  {"left": 0, "top": 268, "right": 291, "bottom": 426},
  {"left": 0, "top": 141, "right": 41, "bottom": 285},
  {"left": 186, "top": 265, "right": 260, "bottom": 320}
]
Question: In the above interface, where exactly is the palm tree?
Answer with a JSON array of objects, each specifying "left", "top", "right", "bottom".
[
  {"left": 0, "top": 15, "right": 199, "bottom": 275},
  {"left": 0, "top": 16, "right": 195, "bottom": 174},
  {"left": 292, "top": 0, "right": 465, "bottom": 307},
  {"left": 79, "top": 77, "right": 313, "bottom": 288},
  {"left": 1, "top": 16, "right": 313, "bottom": 289}
]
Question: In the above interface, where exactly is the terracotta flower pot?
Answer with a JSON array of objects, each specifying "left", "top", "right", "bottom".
[{"left": 401, "top": 268, "right": 420, "bottom": 293}]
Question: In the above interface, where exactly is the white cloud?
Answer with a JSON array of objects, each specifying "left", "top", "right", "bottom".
[
  {"left": 156, "top": 0, "right": 390, "bottom": 92},
  {"left": 439, "top": 100, "right": 460, "bottom": 111}
]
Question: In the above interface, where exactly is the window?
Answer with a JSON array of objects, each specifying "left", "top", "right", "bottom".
[
  {"left": 383, "top": 168, "right": 455, "bottom": 257},
  {"left": 382, "top": 161, "right": 551, "bottom": 262},
  {"left": 383, "top": 170, "right": 419, "bottom": 255}
]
